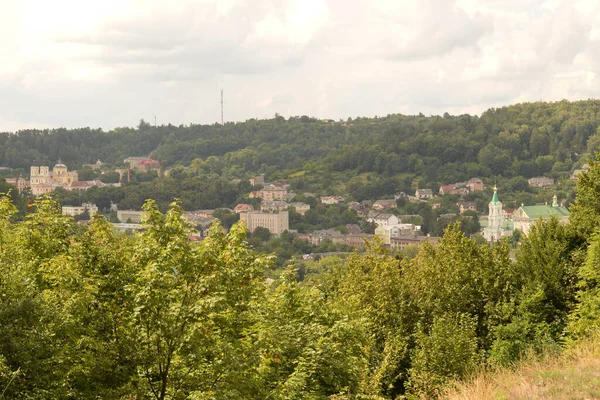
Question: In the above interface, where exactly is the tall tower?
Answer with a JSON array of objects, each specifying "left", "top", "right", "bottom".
[
  {"left": 484, "top": 185, "right": 503, "bottom": 242},
  {"left": 220, "top": 89, "right": 224, "bottom": 125}
]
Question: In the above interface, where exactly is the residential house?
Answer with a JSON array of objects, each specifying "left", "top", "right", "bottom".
[
  {"left": 372, "top": 199, "right": 397, "bottom": 210},
  {"left": 457, "top": 201, "right": 477, "bottom": 214},
  {"left": 513, "top": 195, "right": 569, "bottom": 235},
  {"left": 467, "top": 178, "right": 484, "bottom": 192},
  {"left": 439, "top": 185, "right": 455, "bottom": 195},
  {"left": 234, "top": 204, "right": 255, "bottom": 213},
  {"left": 240, "top": 211, "right": 289, "bottom": 235},
  {"left": 367, "top": 212, "right": 400, "bottom": 228},
  {"left": 261, "top": 200, "right": 289, "bottom": 212},
  {"left": 528, "top": 177, "right": 554, "bottom": 189},
  {"left": 320, "top": 195, "right": 344, "bottom": 205},
  {"left": 289, "top": 202, "right": 310, "bottom": 215},
  {"left": 415, "top": 189, "right": 434, "bottom": 200}
]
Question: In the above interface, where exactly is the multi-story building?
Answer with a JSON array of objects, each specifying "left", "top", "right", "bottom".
[
  {"left": 259, "top": 184, "right": 288, "bottom": 201},
  {"left": 62, "top": 203, "right": 99, "bottom": 217},
  {"left": 117, "top": 210, "right": 148, "bottom": 224},
  {"left": 240, "top": 211, "right": 289, "bottom": 235}
]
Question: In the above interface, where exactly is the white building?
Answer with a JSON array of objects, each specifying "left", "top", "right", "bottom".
[
  {"left": 367, "top": 212, "right": 400, "bottom": 228},
  {"left": 62, "top": 203, "right": 99, "bottom": 217}
]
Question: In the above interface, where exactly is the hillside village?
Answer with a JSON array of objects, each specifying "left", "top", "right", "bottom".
[{"left": 1, "top": 157, "right": 576, "bottom": 260}]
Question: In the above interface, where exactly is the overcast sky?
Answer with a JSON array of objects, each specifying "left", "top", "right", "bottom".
[{"left": 0, "top": 0, "right": 599, "bottom": 132}]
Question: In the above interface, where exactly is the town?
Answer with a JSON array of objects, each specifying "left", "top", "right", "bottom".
[{"left": 1, "top": 157, "right": 575, "bottom": 263}]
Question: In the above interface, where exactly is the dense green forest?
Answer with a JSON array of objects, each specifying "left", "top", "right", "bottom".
[
  {"left": 1, "top": 153, "right": 600, "bottom": 399},
  {"left": 2, "top": 100, "right": 599, "bottom": 203}
]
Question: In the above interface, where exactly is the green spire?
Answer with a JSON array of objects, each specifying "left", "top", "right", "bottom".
[{"left": 491, "top": 184, "right": 499, "bottom": 204}]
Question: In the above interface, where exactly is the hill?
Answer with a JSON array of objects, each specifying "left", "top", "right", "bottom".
[
  {"left": 443, "top": 335, "right": 600, "bottom": 400},
  {"left": 2, "top": 100, "right": 600, "bottom": 200}
]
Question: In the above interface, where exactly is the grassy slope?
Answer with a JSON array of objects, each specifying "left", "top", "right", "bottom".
[{"left": 442, "top": 336, "right": 600, "bottom": 400}]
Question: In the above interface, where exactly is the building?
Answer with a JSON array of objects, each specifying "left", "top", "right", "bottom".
[
  {"left": 30, "top": 161, "right": 79, "bottom": 196},
  {"left": 571, "top": 164, "right": 590, "bottom": 180},
  {"left": 367, "top": 212, "right": 400, "bottom": 228},
  {"left": 372, "top": 200, "right": 397, "bottom": 211},
  {"left": 415, "top": 189, "right": 433, "bottom": 200},
  {"left": 249, "top": 175, "right": 265, "bottom": 186},
  {"left": 439, "top": 185, "right": 455, "bottom": 195},
  {"left": 528, "top": 177, "right": 554, "bottom": 189},
  {"left": 117, "top": 210, "right": 148, "bottom": 224},
  {"left": 234, "top": 204, "right": 255, "bottom": 213},
  {"left": 390, "top": 235, "right": 438, "bottom": 250},
  {"left": 62, "top": 203, "right": 99, "bottom": 217},
  {"left": 513, "top": 195, "right": 569, "bottom": 235},
  {"left": 331, "top": 233, "right": 374, "bottom": 248},
  {"left": 124, "top": 157, "right": 161, "bottom": 172},
  {"left": 192, "top": 210, "right": 215, "bottom": 218},
  {"left": 289, "top": 202, "right": 310, "bottom": 215},
  {"left": 240, "top": 211, "right": 289, "bottom": 235},
  {"left": 138, "top": 159, "right": 161, "bottom": 173},
  {"left": 83, "top": 159, "right": 103, "bottom": 170},
  {"left": 258, "top": 184, "right": 288, "bottom": 201},
  {"left": 261, "top": 200, "right": 289, "bottom": 212},
  {"left": 457, "top": 201, "right": 477, "bottom": 214},
  {"left": 375, "top": 224, "right": 420, "bottom": 244},
  {"left": 320, "top": 196, "right": 344, "bottom": 205},
  {"left": 466, "top": 178, "right": 484, "bottom": 192},
  {"left": 5, "top": 175, "right": 30, "bottom": 194},
  {"left": 482, "top": 186, "right": 505, "bottom": 242}
]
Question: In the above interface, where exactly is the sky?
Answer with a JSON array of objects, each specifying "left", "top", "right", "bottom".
[{"left": 0, "top": 0, "right": 599, "bottom": 132}]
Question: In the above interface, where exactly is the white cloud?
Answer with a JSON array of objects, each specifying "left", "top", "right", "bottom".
[{"left": 0, "top": 0, "right": 598, "bottom": 131}]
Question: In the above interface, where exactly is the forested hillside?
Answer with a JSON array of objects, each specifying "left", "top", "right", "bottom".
[
  {"left": 1, "top": 147, "right": 600, "bottom": 399},
  {"left": 2, "top": 100, "right": 600, "bottom": 198}
]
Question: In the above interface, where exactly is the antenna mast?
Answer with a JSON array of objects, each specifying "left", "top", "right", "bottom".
[{"left": 220, "top": 89, "right": 224, "bottom": 125}]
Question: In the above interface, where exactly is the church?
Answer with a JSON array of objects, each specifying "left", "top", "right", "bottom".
[
  {"left": 482, "top": 186, "right": 570, "bottom": 242},
  {"left": 482, "top": 185, "right": 512, "bottom": 242},
  {"left": 30, "top": 160, "right": 79, "bottom": 196}
]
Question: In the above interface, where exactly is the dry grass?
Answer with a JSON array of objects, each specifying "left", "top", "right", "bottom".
[{"left": 442, "top": 336, "right": 600, "bottom": 400}]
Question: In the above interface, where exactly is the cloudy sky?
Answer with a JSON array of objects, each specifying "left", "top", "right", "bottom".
[{"left": 1, "top": 0, "right": 599, "bottom": 131}]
